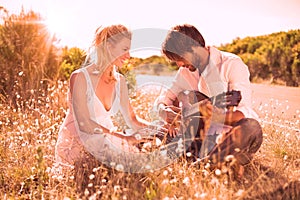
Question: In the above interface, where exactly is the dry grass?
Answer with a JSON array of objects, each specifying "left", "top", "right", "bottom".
[{"left": 0, "top": 81, "right": 299, "bottom": 200}]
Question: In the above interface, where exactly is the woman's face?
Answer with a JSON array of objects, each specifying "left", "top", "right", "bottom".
[{"left": 109, "top": 37, "right": 131, "bottom": 67}]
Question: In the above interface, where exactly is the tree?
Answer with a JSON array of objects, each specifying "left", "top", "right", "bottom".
[
  {"left": 219, "top": 30, "right": 300, "bottom": 86},
  {"left": 59, "top": 47, "right": 86, "bottom": 80},
  {"left": 0, "top": 8, "right": 60, "bottom": 105}
]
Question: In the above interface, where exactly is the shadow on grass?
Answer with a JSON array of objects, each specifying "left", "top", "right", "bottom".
[{"left": 237, "top": 162, "right": 299, "bottom": 200}]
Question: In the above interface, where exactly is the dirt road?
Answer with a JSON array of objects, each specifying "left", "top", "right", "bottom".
[{"left": 251, "top": 83, "right": 300, "bottom": 119}]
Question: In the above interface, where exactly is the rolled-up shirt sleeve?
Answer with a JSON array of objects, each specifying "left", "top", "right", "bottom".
[{"left": 227, "top": 58, "right": 259, "bottom": 120}]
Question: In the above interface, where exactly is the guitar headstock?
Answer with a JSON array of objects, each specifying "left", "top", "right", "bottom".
[{"left": 210, "top": 90, "right": 242, "bottom": 108}]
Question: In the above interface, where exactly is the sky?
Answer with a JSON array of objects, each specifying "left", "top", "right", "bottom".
[{"left": 1, "top": 0, "right": 300, "bottom": 58}]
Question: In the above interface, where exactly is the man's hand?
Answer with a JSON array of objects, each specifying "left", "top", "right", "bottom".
[
  {"left": 158, "top": 104, "right": 182, "bottom": 137},
  {"left": 198, "top": 99, "right": 213, "bottom": 136},
  {"left": 198, "top": 99, "right": 213, "bottom": 119}
]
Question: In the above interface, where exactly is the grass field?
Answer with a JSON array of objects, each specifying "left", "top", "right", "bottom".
[{"left": 0, "top": 80, "right": 299, "bottom": 199}]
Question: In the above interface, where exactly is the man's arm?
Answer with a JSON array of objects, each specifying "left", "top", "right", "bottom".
[{"left": 227, "top": 58, "right": 258, "bottom": 120}]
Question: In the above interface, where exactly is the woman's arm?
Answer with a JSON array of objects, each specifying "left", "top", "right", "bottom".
[
  {"left": 71, "top": 72, "right": 110, "bottom": 134},
  {"left": 70, "top": 71, "right": 145, "bottom": 145}
]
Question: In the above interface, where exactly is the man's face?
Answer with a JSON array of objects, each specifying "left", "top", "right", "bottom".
[
  {"left": 175, "top": 50, "right": 201, "bottom": 72},
  {"left": 174, "top": 46, "right": 207, "bottom": 74}
]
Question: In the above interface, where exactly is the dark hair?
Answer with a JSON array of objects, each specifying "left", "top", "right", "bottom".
[{"left": 162, "top": 24, "right": 205, "bottom": 61}]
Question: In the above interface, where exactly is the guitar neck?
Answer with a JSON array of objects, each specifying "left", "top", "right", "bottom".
[{"left": 181, "top": 90, "right": 241, "bottom": 118}]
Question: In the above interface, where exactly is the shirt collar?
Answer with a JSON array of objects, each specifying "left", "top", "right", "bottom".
[{"left": 201, "top": 46, "right": 222, "bottom": 77}]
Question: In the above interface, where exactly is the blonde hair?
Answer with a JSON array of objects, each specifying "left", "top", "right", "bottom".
[{"left": 90, "top": 25, "right": 131, "bottom": 80}]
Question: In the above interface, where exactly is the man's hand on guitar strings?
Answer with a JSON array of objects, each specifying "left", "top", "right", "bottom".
[
  {"left": 198, "top": 99, "right": 213, "bottom": 120},
  {"left": 197, "top": 99, "right": 213, "bottom": 134}
]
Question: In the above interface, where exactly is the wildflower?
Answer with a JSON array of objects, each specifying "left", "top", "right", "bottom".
[
  {"left": 204, "top": 162, "right": 210, "bottom": 169},
  {"left": 89, "top": 174, "right": 95, "bottom": 180},
  {"left": 202, "top": 170, "right": 209, "bottom": 177},
  {"left": 116, "top": 164, "right": 124, "bottom": 171},
  {"left": 235, "top": 189, "right": 244, "bottom": 197},
  {"left": 102, "top": 179, "right": 107, "bottom": 183},
  {"left": 163, "top": 170, "right": 168, "bottom": 176},
  {"left": 114, "top": 185, "right": 121, "bottom": 192},
  {"left": 170, "top": 178, "right": 177, "bottom": 184},
  {"left": 110, "top": 162, "right": 116, "bottom": 167},
  {"left": 195, "top": 192, "right": 207, "bottom": 198},
  {"left": 186, "top": 152, "right": 192, "bottom": 157},
  {"left": 182, "top": 177, "right": 190, "bottom": 185},
  {"left": 155, "top": 138, "right": 162, "bottom": 146},
  {"left": 84, "top": 188, "right": 89, "bottom": 196},
  {"left": 215, "top": 169, "right": 221, "bottom": 176},
  {"left": 93, "top": 167, "right": 101, "bottom": 172},
  {"left": 224, "top": 155, "right": 235, "bottom": 162},
  {"left": 162, "top": 179, "right": 169, "bottom": 185},
  {"left": 216, "top": 134, "right": 224, "bottom": 144},
  {"left": 145, "top": 165, "right": 151, "bottom": 170}
]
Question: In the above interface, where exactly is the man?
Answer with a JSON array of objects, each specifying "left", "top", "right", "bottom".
[{"left": 157, "top": 24, "right": 263, "bottom": 174}]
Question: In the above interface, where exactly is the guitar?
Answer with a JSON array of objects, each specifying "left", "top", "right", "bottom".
[
  {"left": 131, "top": 90, "right": 242, "bottom": 153},
  {"left": 169, "top": 90, "right": 242, "bottom": 159},
  {"left": 178, "top": 90, "right": 242, "bottom": 118}
]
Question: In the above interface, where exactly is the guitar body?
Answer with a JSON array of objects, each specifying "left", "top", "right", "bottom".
[
  {"left": 171, "top": 90, "right": 242, "bottom": 160},
  {"left": 172, "top": 91, "right": 208, "bottom": 159}
]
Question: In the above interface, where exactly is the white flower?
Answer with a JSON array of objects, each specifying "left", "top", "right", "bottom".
[
  {"left": 116, "top": 164, "right": 124, "bottom": 171},
  {"left": 163, "top": 170, "right": 168, "bottom": 176},
  {"left": 155, "top": 138, "right": 162, "bottom": 146},
  {"left": 215, "top": 169, "right": 221, "bottom": 176},
  {"left": 89, "top": 174, "right": 95, "bottom": 180},
  {"left": 182, "top": 177, "right": 190, "bottom": 185}
]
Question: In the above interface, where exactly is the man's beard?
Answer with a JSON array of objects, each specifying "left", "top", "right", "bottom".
[{"left": 188, "top": 57, "right": 201, "bottom": 72}]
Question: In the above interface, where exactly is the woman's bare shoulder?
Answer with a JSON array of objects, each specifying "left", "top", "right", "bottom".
[{"left": 69, "top": 69, "right": 87, "bottom": 92}]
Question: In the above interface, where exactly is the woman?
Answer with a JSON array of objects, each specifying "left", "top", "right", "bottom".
[{"left": 55, "top": 25, "right": 150, "bottom": 167}]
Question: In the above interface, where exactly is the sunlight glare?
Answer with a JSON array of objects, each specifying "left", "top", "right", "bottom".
[{"left": 45, "top": 9, "right": 68, "bottom": 36}]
